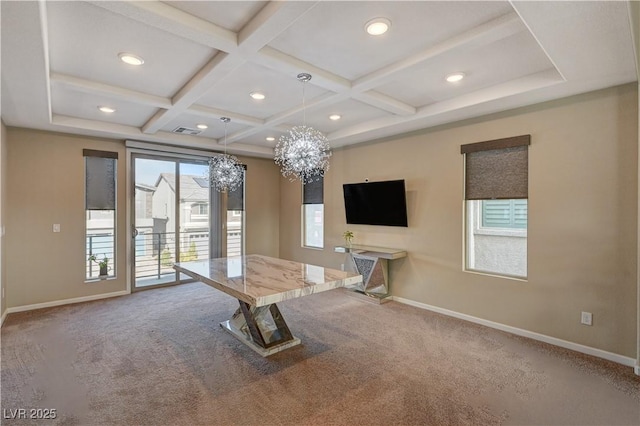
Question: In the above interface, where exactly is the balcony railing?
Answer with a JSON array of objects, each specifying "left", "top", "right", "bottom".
[
  {"left": 86, "top": 229, "right": 242, "bottom": 283},
  {"left": 86, "top": 233, "right": 115, "bottom": 279}
]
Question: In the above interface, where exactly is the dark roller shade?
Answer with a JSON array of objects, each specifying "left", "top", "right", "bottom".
[
  {"left": 227, "top": 165, "right": 246, "bottom": 211},
  {"left": 84, "top": 150, "right": 117, "bottom": 210},
  {"left": 462, "top": 135, "right": 530, "bottom": 200},
  {"left": 83, "top": 149, "right": 118, "bottom": 159},
  {"left": 303, "top": 176, "right": 324, "bottom": 204}
]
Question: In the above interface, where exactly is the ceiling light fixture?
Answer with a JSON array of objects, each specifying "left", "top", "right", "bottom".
[
  {"left": 196, "top": 124, "right": 208, "bottom": 130},
  {"left": 208, "top": 117, "right": 244, "bottom": 193},
  {"left": 275, "top": 73, "right": 331, "bottom": 184},
  {"left": 266, "top": 137, "right": 275, "bottom": 142},
  {"left": 329, "top": 114, "right": 341, "bottom": 121},
  {"left": 249, "top": 92, "right": 266, "bottom": 100},
  {"left": 118, "top": 52, "right": 144, "bottom": 66},
  {"left": 365, "top": 18, "right": 391, "bottom": 36},
  {"left": 98, "top": 106, "right": 116, "bottom": 113},
  {"left": 446, "top": 72, "right": 465, "bottom": 83}
]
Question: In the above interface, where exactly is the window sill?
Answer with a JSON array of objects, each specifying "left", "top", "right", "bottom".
[
  {"left": 302, "top": 245, "right": 324, "bottom": 251},
  {"left": 474, "top": 227, "right": 527, "bottom": 238},
  {"left": 464, "top": 268, "right": 527, "bottom": 282},
  {"left": 85, "top": 276, "right": 117, "bottom": 284}
]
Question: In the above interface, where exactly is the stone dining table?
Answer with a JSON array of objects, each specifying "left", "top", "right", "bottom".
[{"left": 174, "top": 254, "right": 362, "bottom": 356}]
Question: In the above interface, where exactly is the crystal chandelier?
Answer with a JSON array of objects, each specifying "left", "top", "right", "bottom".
[
  {"left": 275, "top": 73, "right": 331, "bottom": 184},
  {"left": 208, "top": 117, "right": 244, "bottom": 193}
]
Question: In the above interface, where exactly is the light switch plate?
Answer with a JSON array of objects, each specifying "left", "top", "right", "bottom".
[{"left": 53, "top": 224, "right": 61, "bottom": 233}]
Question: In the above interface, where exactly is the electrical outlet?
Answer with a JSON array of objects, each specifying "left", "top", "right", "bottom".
[
  {"left": 341, "top": 264, "right": 345, "bottom": 271},
  {"left": 581, "top": 311, "right": 593, "bottom": 326}
]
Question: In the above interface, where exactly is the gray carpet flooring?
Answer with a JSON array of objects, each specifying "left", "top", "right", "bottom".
[{"left": 1, "top": 282, "right": 639, "bottom": 425}]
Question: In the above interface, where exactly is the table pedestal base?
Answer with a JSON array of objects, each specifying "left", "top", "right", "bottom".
[{"left": 220, "top": 301, "right": 301, "bottom": 357}]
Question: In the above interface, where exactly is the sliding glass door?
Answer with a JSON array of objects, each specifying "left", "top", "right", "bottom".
[{"left": 132, "top": 154, "right": 220, "bottom": 290}]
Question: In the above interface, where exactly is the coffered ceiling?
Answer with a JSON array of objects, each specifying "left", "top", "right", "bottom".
[{"left": 1, "top": 1, "right": 638, "bottom": 158}]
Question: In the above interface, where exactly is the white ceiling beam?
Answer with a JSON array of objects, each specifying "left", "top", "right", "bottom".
[
  {"left": 51, "top": 73, "right": 172, "bottom": 109},
  {"left": 256, "top": 46, "right": 419, "bottom": 117},
  {"left": 238, "top": 1, "right": 320, "bottom": 54},
  {"left": 37, "top": 0, "right": 53, "bottom": 123},
  {"left": 88, "top": 0, "right": 238, "bottom": 52},
  {"left": 328, "top": 69, "right": 563, "bottom": 146},
  {"left": 51, "top": 73, "right": 270, "bottom": 129},
  {"left": 255, "top": 46, "right": 352, "bottom": 93},
  {"left": 187, "top": 104, "right": 264, "bottom": 128},
  {"left": 251, "top": 13, "right": 523, "bottom": 122},
  {"left": 0, "top": 1, "right": 53, "bottom": 127},
  {"left": 628, "top": 1, "right": 640, "bottom": 79},
  {"left": 508, "top": 1, "right": 636, "bottom": 86},
  {"left": 353, "top": 91, "right": 416, "bottom": 116},
  {"left": 142, "top": 52, "right": 247, "bottom": 134},
  {"left": 51, "top": 114, "right": 274, "bottom": 157},
  {"left": 226, "top": 92, "right": 347, "bottom": 143},
  {"left": 353, "top": 12, "right": 523, "bottom": 93},
  {"left": 509, "top": 2, "right": 567, "bottom": 82},
  {"left": 141, "top": 1, "right": 321, "bottom": 136}
]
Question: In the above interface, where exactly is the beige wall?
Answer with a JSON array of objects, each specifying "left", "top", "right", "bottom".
[
  {"left": 1, "top": 120, "right": 7, "bottom": 319},
  {"left": 6, "top": 129, "right": 128, "bottom": 307},
  {"left": 280, "top": 84, "right": 638, "bottom": 358},
  {"left": 630, "top": 0, "right": 640, "bottom": 372},
  {"left": 237, "top": 155, "right": 280, "bottom": 257},
  {"left": 5, "top": 130, "right": 281, "bottom": 309}
]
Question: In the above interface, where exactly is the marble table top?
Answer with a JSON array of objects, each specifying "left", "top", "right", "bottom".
[
  {"left": 334, "top": 244, "right": 407, "bottom": 260},
  {"left": 174, "top": 254, "right": 362, "bottom": 307}
]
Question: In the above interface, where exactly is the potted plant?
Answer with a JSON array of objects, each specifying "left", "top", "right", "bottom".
[
  {"left": 343, "top": 230, "right": 354, "bottom": 248},
  {"left": 88, "top": 254, "right": 111, "bottom": 277}
]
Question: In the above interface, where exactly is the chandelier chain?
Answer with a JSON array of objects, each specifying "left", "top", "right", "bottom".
[
  {"left": 302, "top": 80, "right": 306, "bottom": 127},
  {"left": 221, "top": 116, "right": 230, "bottom": 155}
]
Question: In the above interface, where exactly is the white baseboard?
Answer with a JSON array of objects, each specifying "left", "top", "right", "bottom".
[
  {"left": 1, "top": 310, "right": 7, "bottom": 327},
  {"left": 635, "top": 365, "right": 640, "bottom": 376},
  {"left": 4, "top": 290, "right": 130, "bottom": 318},
  {"left": 392, "top": 296, "right": 636, "bottom": 368}
]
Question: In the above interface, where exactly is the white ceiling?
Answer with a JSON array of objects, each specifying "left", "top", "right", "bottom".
[{"left": 1, "top": 1, "right": 638, "bottom": 159}]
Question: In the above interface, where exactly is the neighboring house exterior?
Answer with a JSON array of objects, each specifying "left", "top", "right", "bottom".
[
  {"left": 149, "top": 173, "right": 210, "bottom": 261},
  {"left": 145, "top": 173, "right": 242, "bottom": 260}
]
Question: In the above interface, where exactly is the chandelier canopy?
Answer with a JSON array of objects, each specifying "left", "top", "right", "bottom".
[
  {"left": 208, "top": 117, "right": 244, "bottom": 193},
  {"left": 274, "top": 73, "right": 331, "bottom": 184}
]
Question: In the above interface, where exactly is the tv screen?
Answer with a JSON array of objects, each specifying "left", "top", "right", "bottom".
[{"left": 343, "top": 179, "right": 408, "bottom": 227}]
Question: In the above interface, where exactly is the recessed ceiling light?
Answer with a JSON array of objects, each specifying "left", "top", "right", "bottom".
[
  {"left": 118, "top": 52, "right": 144, "bottom": 66},
  {"left": 365, "top": 18, "right": 391, "bottom": 36},
  {"left": 446, "top": 72, "right": 465, "bottom": 83},
  {"left": 266, "top": 137, "right": 275, "bottom": 142},
  {"left": 250, "top": 92, "right": 266, "bottom": 100},
  {"left": 329, "top": 114, "right": 341, "bottom": 121},
  {"left": 196, "top": 124, "right": 208, "bottom": 130},
  {"left": 98, "top": 106, "right": 116, "bottom": 113}
]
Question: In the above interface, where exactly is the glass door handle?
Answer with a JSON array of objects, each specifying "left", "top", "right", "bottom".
[{"left": 133, "top": 228, "right": 139, "bottom": 238}]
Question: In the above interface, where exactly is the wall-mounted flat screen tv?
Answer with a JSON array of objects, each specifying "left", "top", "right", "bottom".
[{"left": 343, "top": 179, "right": 408, "bottom": 227}]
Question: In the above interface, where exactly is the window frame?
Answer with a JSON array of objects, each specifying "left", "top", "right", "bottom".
[
  {"left": 461, "top": 135, "right": 530, "bottom": 280},
  {"left": 301, "top": 177, "right": 324, "bottom": 249},
  {"left": 84, "top": 150, "right": 118, "bottom": 282},
  {"left": 302, "top": 203, "right": 324, "bottom": 249},
  {"left": 226, "top": 165, "right": 246, "bottom": 257}
]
